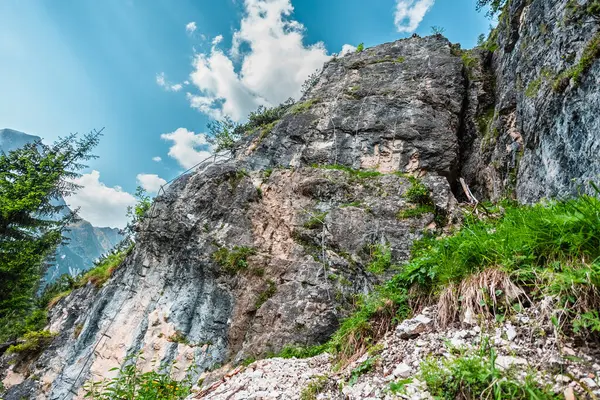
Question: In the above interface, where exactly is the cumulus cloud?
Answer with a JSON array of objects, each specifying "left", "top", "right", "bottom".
[
  {"left": 186, "top": 21, "right": 197, "bottom": 34},
  {"left": 67, "top": 171, "right": 136, "bottom": 229},
  {"left": 339, "top": 44, "right": 357, "bottom": 56},
  {"left": 161, "top": 128, "right": 213, "bottom": 169},
  {"left": 156, "top": 72, "right": 183, "bottom": 92},
  {"left": 185, "top": 0, "right": 349, "bottom": 121},
  {"left": 212, "top": 35, "right": 224, "bottom": 46},
  {"left": 394, "top": 0, "right": 435, "bottom": 33},
  {"left": 136, "top": 173, "right": 167, "bottom": 193}
]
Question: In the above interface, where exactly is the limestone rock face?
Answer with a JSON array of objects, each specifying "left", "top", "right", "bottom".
[
  {"left": 2, "top": 1, "right": 600, "bottom": 398},
  {"left": 461, "top": 0, "right": 600, "bottom": 201},
  {"left": 242, "top": 35, "right": 466, "bottom": 178}
]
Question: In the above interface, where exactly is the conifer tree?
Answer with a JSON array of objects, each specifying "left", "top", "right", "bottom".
[{"left": 0, "top": 130, "right": 101, "bottom": 340}]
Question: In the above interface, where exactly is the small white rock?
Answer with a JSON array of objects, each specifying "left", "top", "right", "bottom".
[{"left": 393, "top": 363, "right": 412, "bottom": 378}]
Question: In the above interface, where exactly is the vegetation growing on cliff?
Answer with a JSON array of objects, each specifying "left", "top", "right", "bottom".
[
  {"left": 284, "top": 184, "right": 600, "bottom": 367},
  {"left": 84, "top": 353, "right": 193, "bottom": 400},
  {"left": 0, "top": 130, "right": 101, "bottom": 342}
]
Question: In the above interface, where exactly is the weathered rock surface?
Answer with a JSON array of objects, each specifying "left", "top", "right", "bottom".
[
  {"left": 461, "top": 0, "right": 600, "bottom": 201},
  {"left": 2, "top": 0, "right": 600, "bottom": 398}
]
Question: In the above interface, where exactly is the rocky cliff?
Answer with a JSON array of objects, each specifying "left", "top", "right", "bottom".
[{"left": 1, "top": 0, "right": 599, "bottom": 398}]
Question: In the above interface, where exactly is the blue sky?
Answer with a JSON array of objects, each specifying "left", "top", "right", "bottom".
[{"left": 0, "top": 0, "right": 491, "bottom": 228}]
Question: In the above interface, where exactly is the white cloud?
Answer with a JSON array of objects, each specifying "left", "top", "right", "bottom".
[
  {"left": 186, "top": 21, "right": 197, "bottom": 34},
  {"left": 152, "top": 156, "right": 162, "bottom": 162},
  {"left": 212, "top": 35, "right": 224, "bottom": 46},
  {"left": 339, "top": 44, "right": 357, "bottom": 56},
  {"left": 394, "top": 0, "right": 435, "bottom": 33},
  {"left": 67, "top": 171, "right": 136, "bottom": 229},
  {"left": 184, "top": 0, "right": 351, "bottom": 122},
  {"left": 156, "top": 72, "right": 183, "bottom": 92},
  {"left": 136, "top": 174, "right": 167, "bottom": 194},
  {"left": 161, "top": 128, "right": 213, "bottom": 169}
]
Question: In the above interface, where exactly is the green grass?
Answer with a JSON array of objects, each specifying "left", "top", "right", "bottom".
[
  {"left": 78, "top": 246, "right": 132, "bottom": 288},
  {"left": 420, "top": 341, "right": 560, "bottom": 399},
  {"left": 356, "top": 43, "right": 364, "bottom": 53},
  {"left": 303, "top": 211, "right": 328, "bottom": 229},
  {"left": 397, "top": 204, "right": 435, "bottom": 219},
  {"left": 323, "top": 185, "right": 600, "bottom": 361},
  {"left": 255, "top": 279, "right": 277, "bottom": 309},
  {"left": 525, "top": 77, "right": 542, "bottom": 98},
  {"left": 300, "top": 375, "right": 329, "bottom": 400},
  {"left": 290, "top": 98, "right": 320, "bottom": 114},
  {"left": 276, "top": 343, "right": 329, "bottom": 359},
  {"left": 212, "top": 246, "right": 256, "bottom": 274},
  {"left": 312, "top": 164, "right": 383, "bottom": 180},
  {"left": 553, "top": 31, "right": 600, "bottom": 92}
]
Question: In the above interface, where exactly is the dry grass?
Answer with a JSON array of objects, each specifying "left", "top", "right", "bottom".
[{"left": 437, "top": 268, "right": 525, "bottom": 328}]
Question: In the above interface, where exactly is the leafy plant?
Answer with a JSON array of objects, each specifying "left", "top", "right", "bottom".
[
  {"left": 83, "top": 353, "right": 193, "bottom": 399},
  {"left": 420, "top": 343, "right": 560, "bottom": 399},
  {"left": 431, "top": 26, "right": 446, "bottom": 35},
  {"left": 356, "top": 43, "right": 365, "bottom": 53},
  {"left": 212, "top": 246, "right": 256, "bottom": 274},
  {"left": 348, "top": 356, "right": 377, "bottom": 385},
  {"left": 366, "top": 244, "right": 393, "bottom": 274},
  {"left": 403, "top": 176, "right": 432, "bottom": 205},
  {"left": 6, "top": 330, "right": 56, "bottom": 355}
]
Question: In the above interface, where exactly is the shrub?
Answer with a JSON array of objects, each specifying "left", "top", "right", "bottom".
[
  {"left": 403, "top": 176, "right": 432, "bottom": 205},
  {"left": 6, "top": 330, "right": 56, "bottom": 355},
  {"left": 212, "top": 246, "right": 256, "bottom": 274},
  {"left": 356, "top": 43, "right": 365, "bottom": 53},
  {"left": 366, "top": 244, "right": 393, "bottom": 274},
  {"left": 83, "top": 353, "right": 193, "bottom": 400},
  {"left": 396, "top": 204, "right": 435, "bottom": 219}
]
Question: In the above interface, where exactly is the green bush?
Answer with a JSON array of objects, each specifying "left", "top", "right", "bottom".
[
  {"left": 348, "top": 356, "right": 377, "bottom": 385},
  {"left": 6, "top": 330, "right": 56, "bottom": 355},
  {"left": 403, "top": 176, "right": 432, "bottom": 205},
  {"left": 83, "top": 354, "right": 193, "bottom": 400},
  {"left": 356, "top": 43, "right": 365, "bottom": 53},
  {"left": 366, "top": 244, "right": 393, "bottom": 274},
  {"left": 212, "top": 246, "right": 256, "bottom": 274}
]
